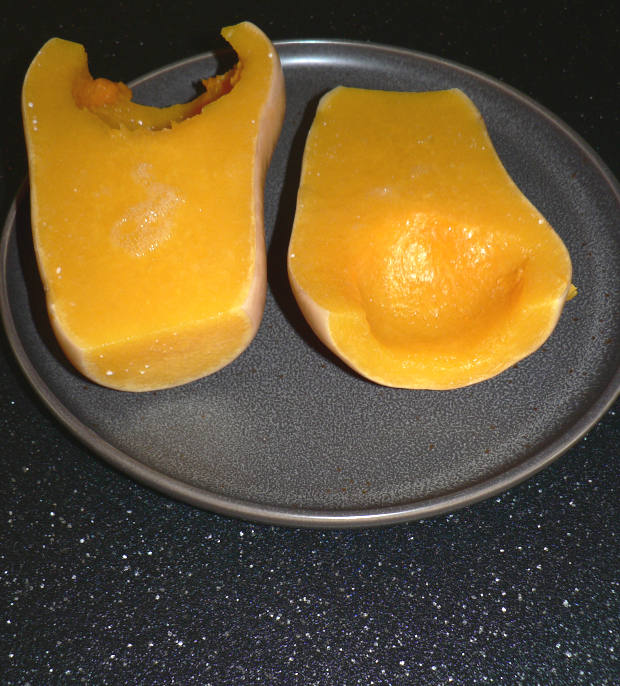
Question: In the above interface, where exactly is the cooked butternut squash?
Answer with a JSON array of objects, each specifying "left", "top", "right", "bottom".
[
  {"left": 22, "top": 22, "right": 284, "bottom": 391},
  {"left": 288, "top": 87, "right": 573, "bottom": 389}
]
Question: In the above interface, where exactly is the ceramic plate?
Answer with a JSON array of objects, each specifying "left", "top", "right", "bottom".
[{"left": 2, "top": 40, "right": 619, "bottom": 527}]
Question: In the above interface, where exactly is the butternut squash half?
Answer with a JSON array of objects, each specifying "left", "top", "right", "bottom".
[
  {"left": 22, "top": 22, "right": 285, "bottom": 391},
  {"left": 288, "top": 87, "right": 573, "bottom": 389}
]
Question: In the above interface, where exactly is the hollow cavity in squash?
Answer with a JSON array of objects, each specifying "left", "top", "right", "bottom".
[
  {"left": 22, "top": 22, "right": 285, "bottom": 391},
  {"left": 287, "top": 87, "right": 573, "bottom": 390}
]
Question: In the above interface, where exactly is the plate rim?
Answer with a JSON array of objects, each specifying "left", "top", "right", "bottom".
[{"left": 2, "top": 38, "right": 619, "bottom": 528}]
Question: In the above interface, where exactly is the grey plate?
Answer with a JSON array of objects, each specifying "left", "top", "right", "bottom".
[{"left": 2, "top": 40, "right": 619, "bottom": 528}]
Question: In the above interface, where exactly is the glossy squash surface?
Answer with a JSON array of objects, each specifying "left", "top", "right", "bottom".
[
  {"left": 22, "top": 22, "right": 285, "bottom": 391},
  {"left": 288, "top": 87, "right": 573, "bottom": 389}
]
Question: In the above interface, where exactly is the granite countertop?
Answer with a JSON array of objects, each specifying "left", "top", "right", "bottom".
[{"left": 1, "top": 2, "right": 618, "bottom": 684}]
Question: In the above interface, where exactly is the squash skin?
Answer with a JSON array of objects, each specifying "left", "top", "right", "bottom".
[
  {"left": 22, "top": 22, "right": 285, "bottom": 391},
  {"left": 287, "top": 87, "right": 573, "bottom": 390}
]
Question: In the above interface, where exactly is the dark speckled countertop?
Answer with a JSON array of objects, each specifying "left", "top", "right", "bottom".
[{"left": 1, "top": 1, "right": 618, "bottom": 684}]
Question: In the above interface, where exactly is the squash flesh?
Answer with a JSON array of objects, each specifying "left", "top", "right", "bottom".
[
  {"left": 288, "top": 87, "right": 572, "bottom": 389},
  {"left": 23, "top": 22, "right": 285, "bottom": 391},
  {"left": 72, "top": 64, "right": 242, "bottom": 129}
]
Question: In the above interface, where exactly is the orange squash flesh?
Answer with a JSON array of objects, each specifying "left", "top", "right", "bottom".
[
  {"left": 22, "top": 22, "right": 285, "bottom": 391},
  {"left": 288, "top": 87, "right": 573, "bottom": 389},
  {"left": 72, "top": 63, "right": 242, "bottom": 130}
]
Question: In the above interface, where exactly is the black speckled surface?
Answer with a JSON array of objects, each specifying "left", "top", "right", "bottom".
[{"left": 1, "top": 1, "right": 618, "bottom": 683}]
